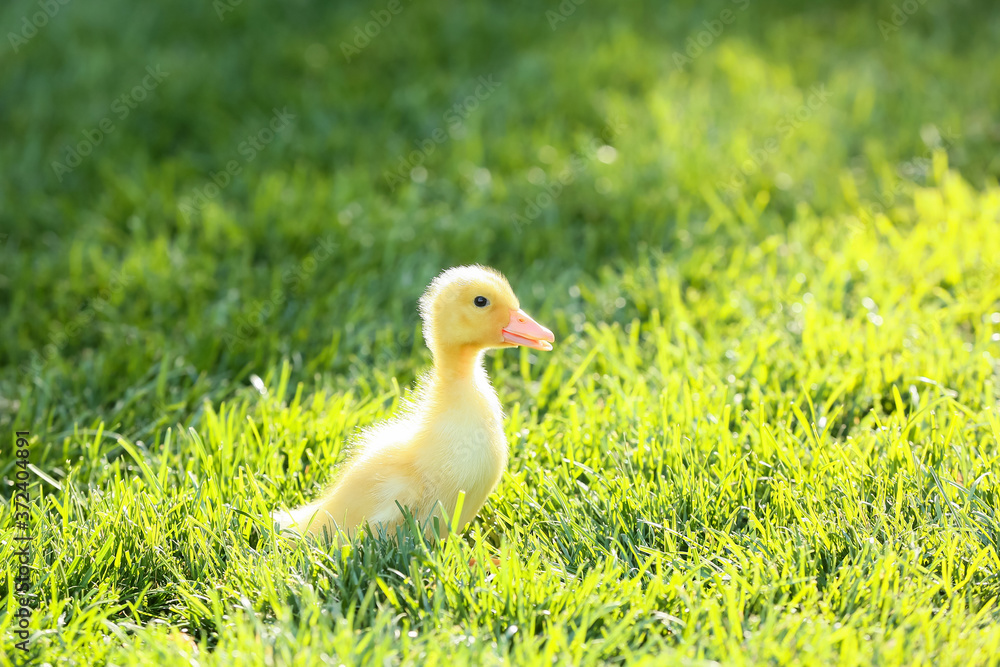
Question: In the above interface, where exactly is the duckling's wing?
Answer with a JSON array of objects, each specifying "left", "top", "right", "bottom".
[{"left": 353, "top": 415, "right": 418, "bottom": 458}]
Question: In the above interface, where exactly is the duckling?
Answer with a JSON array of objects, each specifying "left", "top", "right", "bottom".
[{"left": 274, "top": 265, "right": 555, "bottom": 542}]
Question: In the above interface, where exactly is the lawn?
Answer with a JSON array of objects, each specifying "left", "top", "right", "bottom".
[{"left": 2, "top": 0, "right": 1000, "bottom": 664}]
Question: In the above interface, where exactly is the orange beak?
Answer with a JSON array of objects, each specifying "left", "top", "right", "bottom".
[{"left": 502, "top": 309, "right": 555, "bottom": 351}]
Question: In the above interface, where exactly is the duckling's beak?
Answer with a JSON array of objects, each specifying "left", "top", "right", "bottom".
[{"left": 502, "top": 309, "right": 555, "bottom": 351}]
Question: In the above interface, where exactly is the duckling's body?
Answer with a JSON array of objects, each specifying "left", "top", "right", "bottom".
[{"left": 275, "top": 265, "right": 553, "bottom": 541}]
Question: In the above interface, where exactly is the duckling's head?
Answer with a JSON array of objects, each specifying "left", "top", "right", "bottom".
[{"left": 418, "top": 265, "right": 555, "bottom": 360}]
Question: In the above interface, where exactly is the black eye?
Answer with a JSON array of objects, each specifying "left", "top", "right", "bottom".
[{"left": 474, "top": 296, "right": 489, "bottom": 308}]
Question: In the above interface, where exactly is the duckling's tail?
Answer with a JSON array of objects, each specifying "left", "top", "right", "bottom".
[
  {"left": 272, "top": 492, "right": 349, "bottom": 542},
  {"left": 272, "top": 456, "right": 414, "bottom": 540},
  {"left": 271, "top": 505, "right": 305, "bottom": 532},
  {"left": 272, "top": 502, "right": 330, "bottom": 531}
]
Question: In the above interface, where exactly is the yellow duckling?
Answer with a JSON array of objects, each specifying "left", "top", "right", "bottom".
[{"left": 275, "top": 265, "right": 555, "bottom": 542}]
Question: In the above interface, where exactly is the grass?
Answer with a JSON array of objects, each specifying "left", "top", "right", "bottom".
[{"left": 2, "top": 0, "right": 1000, "bottom": 664}]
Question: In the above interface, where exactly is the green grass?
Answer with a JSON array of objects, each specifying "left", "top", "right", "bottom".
[{"left": 2, "top": 0, "right": 1000, "bottom": 664}]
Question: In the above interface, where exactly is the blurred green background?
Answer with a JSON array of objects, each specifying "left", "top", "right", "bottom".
[
  {"left": 2, "top": 0, "right": 1000, "bottom": 664},
  {"left": 2, "top": 0, "right": 998, "bottom": 427}
]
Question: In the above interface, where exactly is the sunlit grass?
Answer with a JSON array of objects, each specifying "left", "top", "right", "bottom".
[{"left": 2, "top": 0, "right": 1000, "bottom": 664}]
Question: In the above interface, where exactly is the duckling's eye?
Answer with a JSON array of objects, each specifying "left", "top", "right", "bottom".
[{"left": 474, "top": 296, "right": 489, "bottom": 308}]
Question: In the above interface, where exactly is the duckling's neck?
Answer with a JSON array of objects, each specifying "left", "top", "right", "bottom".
[
  {"left": 431, "top": 345, "right": 486, "bottom": 384},
  {"left": 428, "top": 346, "right": 500, "bottom": 415}
]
